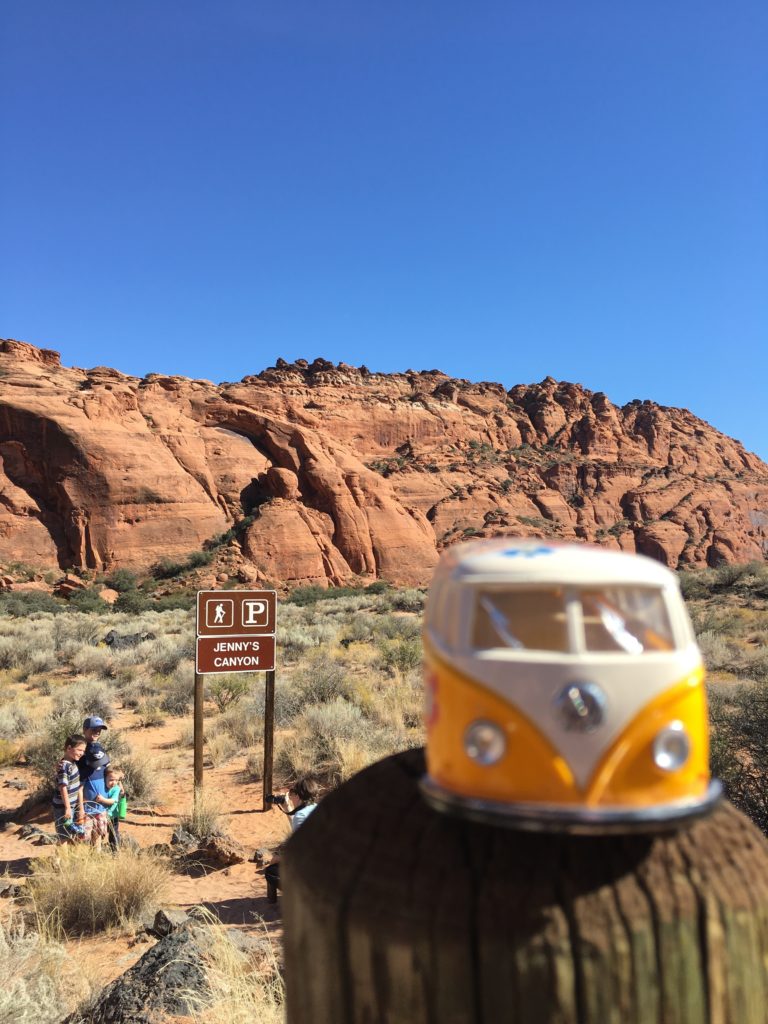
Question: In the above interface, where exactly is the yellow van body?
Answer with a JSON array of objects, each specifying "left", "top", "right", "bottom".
[{"left": 420, "top": 539, "right": 721, "bottom": 832}]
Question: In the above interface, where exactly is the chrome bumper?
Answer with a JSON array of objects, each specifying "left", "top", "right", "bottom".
[{"left": 419, "top": 775, "right": 723, "bottom": 834}]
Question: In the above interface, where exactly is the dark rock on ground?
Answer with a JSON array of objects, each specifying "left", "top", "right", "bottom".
[
  {"left": 64, "top": 922, "right": 212, "bottom": 1024},
  {"left": 150, "top": 907, "right": 189, "bottom": 937},
  {"left": 17, "top": 823, "right": 58, "bottom": 845},
  {"left": 3, "top": 779, "right": 29, "bottom": 790},
  {"left": 0, "top": 880, "right": 25, "bottom": 898},
  {"left": 170, "top": 825, "right": 197, "bottom": 849}
]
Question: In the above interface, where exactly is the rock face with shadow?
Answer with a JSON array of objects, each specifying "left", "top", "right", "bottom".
[{"left": 1, "top": 339, "right": 767, "bottom": 583}]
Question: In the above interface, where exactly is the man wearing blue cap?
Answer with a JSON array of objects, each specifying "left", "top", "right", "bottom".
[{"left": 79, "top": 716, "right": 115, "bottom": 848}]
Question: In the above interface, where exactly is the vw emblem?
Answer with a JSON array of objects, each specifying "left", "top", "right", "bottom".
[{"left": 555, "top": 682, "right": 606, "bottom": 732}]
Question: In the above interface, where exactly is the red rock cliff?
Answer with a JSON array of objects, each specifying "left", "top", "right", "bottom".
[{"left": 1, "top": 342, "right": 766, "bottom": 585}]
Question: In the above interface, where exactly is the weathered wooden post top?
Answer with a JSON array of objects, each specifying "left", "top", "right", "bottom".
[{"left": 283, "top": 542, "right": 768, "bottom": 1022}]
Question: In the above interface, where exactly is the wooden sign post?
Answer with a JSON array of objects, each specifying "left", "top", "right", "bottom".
[{"left": 194, "top": 590, "right": 276, "bottom": 809}]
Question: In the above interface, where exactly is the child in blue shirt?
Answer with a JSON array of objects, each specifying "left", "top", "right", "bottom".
[{"left": 104, "top": 767, "right": 125, "bottom": 850}]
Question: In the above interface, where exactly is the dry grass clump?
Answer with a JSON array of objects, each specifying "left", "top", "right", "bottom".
[
  {"left": 274, "top": 696, "right": 407, "bottom": 786},
  {"left": 0, "top": 701, "right": 34, "bottom": 740},
  {"left": 0, "top": 917, "right": 94, "bottom": 1024},
  {"left": 179, "top": 792, "right": 223, "bottom": 839},
  {"left": 708, "top": 677, "right": 768, "bottom": 833},
  {"left": 147, "top": 634, "right": 195, "bottom": 675},
  {"left": 158, "top": 660, "right": 195, "bottom": 715},
  {"left": 51, "top": 677, "right": 116, "bottom": 721},
  {"left": 119, "top": 752, "right": 160, "bottom": 806},
  {"left": 27, "top": 846, "right": 169, "bottom": 937},
  {"left": 187, "top": 918, "right": 285, "bottom": 1024},
  {"left": 136, "top": 700, "right": 166, "bottom": 728}
]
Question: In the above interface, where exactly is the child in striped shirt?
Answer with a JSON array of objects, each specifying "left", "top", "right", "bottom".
[{"left": 52, "top": 735, "right": 86, "bottom": 842}]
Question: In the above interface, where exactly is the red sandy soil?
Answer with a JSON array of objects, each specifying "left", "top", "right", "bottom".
[{"left": 0, "top": 708, "right": 289, "bottom": 990}]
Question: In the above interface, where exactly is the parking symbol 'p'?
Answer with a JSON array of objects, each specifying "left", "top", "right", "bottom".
[{"left": 242, "top": 599, "right": 269, "bottom": 628}]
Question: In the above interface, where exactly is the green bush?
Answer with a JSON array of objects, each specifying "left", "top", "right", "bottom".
[
  {"left": 114, "top": 589, "right": 152, "bottom": 614},
  {"left": 0, "top": 592, "right": 63, "bottom": 616},
  {"left": 104, "top": 569, "right": 139, "bottom": 592},
  {"left": 66, "top": 589, "right": 109, "bottom": 613},
  {"left": 709, "top": 679, "right": 768, "bottom": 834},
  {"left": 207, "top": 675, "right": 251, "bottom": 713},
  {"left": 154, "top": 590, "right": 196, "bottom": 611},
  {"left": 376, "top": 637, "right": 422, "bottom": 675}
]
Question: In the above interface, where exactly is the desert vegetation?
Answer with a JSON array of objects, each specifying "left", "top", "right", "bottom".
[{"left": 0, "top": 562, "right": 766, "bottom": 1022}]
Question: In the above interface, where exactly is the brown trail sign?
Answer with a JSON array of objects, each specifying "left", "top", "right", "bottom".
[{"left": 195, "top": 589, "right": 277, "bottom": 809}]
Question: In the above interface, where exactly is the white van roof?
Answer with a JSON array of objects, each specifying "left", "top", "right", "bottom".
[{"left": 435, "top": 538, "right": 678, "bottom": 589}]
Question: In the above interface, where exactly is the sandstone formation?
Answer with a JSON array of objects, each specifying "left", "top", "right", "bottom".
[{"left": 1, "top": 339, "right": 766, "bottom": 586}]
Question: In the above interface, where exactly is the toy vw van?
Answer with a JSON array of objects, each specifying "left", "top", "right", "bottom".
[{"left": 420, "top": 538, "right": 722, "bottom": 832}]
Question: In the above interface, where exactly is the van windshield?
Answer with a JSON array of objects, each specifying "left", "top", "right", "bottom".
[{"left": 472, "top": 586, "right": 674, "bottom": 654}]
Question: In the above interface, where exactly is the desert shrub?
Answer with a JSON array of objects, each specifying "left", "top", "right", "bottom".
[
  {"left": 209, "top": 701, "right": 264, "bottom": 748},
  {"left": 286, "top": 585, "right": 331, "bottom": 606},
  {"left": 18, "top": 648, "right": 58, "bottom": 679},
  {"left": 119, "top": 753, "right": 159, "bottom": 806},
  {"left": 103, "top": 569, "right": 138, "bottom": 593},
  {"left": 708, "top": 678, "right": 768, "bottom": 833},
  {"left": 243, "top": 745, "right": 264, "bottom": 781},
  {"left": 0, "top": 702, "right": 34, "bottom": 740},
  {"left": 27, "top": 846, "right": 169, "bottom": 936},
  {"left": 697, "top": 631, "right": 737, "bottom": 674},
  {"left": 102, "top": 728, "right": 131, "bottom": 760},
  {"left": 186, "top": 918, "right": 284, "bottom": 1024},
  {"left": 275, "top": 697, "right": 401, "bottom": 786},
  {"left": 24, "top": 713, "right": 83, "bottom": 794},
  {"left": 280, "top": 625, "right": 327, "bottom": 661},
  {"left": 119, "top": 676, "right": 160, "bottom": 708},
  {"left": 0, "top": 738, "right": 21, "bottom": 766},
  {"left": 373, "top": 613, "right": 421, "bottom": 641},
  {"left": 291, "top": 652, "right": 351, "bottom": 705},
  {"left": 0, "top": 918, "right": 93, "bottom": 1024},
  {"left": 678, "top": 571, "right": 711, "bottom": 600},
  {"left": 0, "top": 636, "right": 32, "bottom": 671},
  {"left": 389, "top": 588, "right": 426, "bottom": 613},
  {"left": 70, "top": 644, "right": 114, "bottom": 677},
  {"left": 154, "top": 590, "right": 197, "bottom": 611},
  {"left": 147, "top": 635, "right": 194, "bottom": 676},
  {"left": 114, "top": 589, "right": 152, "bottom": 614},
  {"left": 0, "top": 592, "right": 63, "bottom": 617},
  {"left": 159, "top": 669, "right": 193, "bottom": 716},
  {"left": 179, "top": 793, "right": 222, "bottom": 839},
  {"left": 207, "top": 675, "right": 251, "bottom": 713},
  {"left": 376, "top": 636, "right": 422, "bottom": 675},
  {"left": 338, "top": 615, "right": 376, "bottom": 647},
  {"left": 66, "top": 589, "right": 109, "bottom": 614},
  {"left": 136, "top": 701, "right": 166, "bottom": 728},
  {"left": 51, "top": 678, "right": 115, "bottom": 722},
  {"left": 207, "top": 731, "right": 238, "bottom": 767}
]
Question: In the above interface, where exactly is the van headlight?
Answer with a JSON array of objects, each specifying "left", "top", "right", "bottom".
[
  {"left": 464, "top": 720, "right": 506, "bottom": 765},
  {"left": 652, "top": 722, "right": 690, "bottom": 771}
]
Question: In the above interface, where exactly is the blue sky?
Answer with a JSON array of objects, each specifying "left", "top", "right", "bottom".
[{"left": 2, "top": 2, "right": 767, "bottom": 458}]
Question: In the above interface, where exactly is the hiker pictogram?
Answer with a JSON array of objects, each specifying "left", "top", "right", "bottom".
[{"left": 205, "top": 597, "right": 233, "bottom": 629}]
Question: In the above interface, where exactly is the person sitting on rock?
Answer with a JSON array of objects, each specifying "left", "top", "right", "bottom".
[
  {"left": 264, "top": 775, "right": 320, "bottom": 894},
  {"left": 53, "top": 734, "right": 86, "bottom": 842}
]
